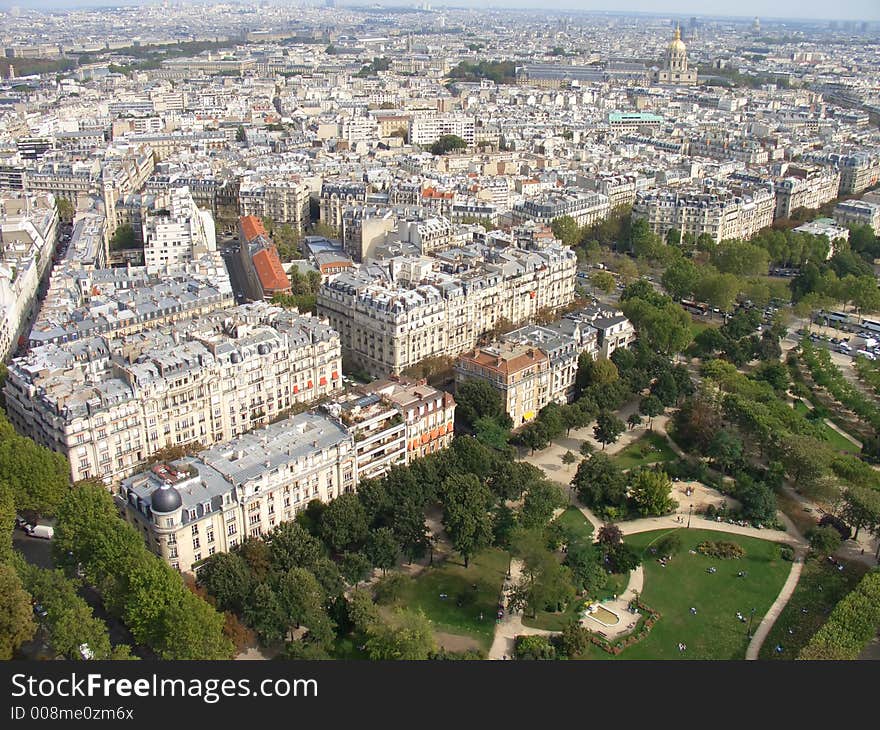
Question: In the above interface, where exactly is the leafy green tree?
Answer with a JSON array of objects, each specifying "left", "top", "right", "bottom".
[
  {"left": 196, "top": 551, "right": 252, "bottom": 614},
  {"left": 661, "top": 257, "right": 699, "bottom": 300},
  {"left": 571, "top": 453, "right": 627, "bottom": 514},
  {"left": 320, "top": 493, "right": 369, "bottom": 553},
  {"left": 487, "top": 461, "right": 543, "bottom": 502},
  {"left": 565, "top": 544, "right": 606, "bottom": 595},
  {"left": 514, "top": 634, "right": 557, "bottom": 660},
  {"left": 0, "top": 562, "right": 36, "bottom": 660},
  {"left": 455, "top": 379, "right": 510, "bottom": 428},
  {"left": 590, "top": 270, "right": 616, "bottom": 294},
  {"left": 340, "top": 552, "right": 372, "bottom": 588},
  {"left": 266, "top": 522, "right": 326, "bottom": 574},
  {"left": 347, "top": 589, "right": 380, "bottom": 635},
  {"left": 558, "top": 621, "right": 591, "bottom": 657},
  {"left": 441, "top": 473, "right": 494, "bottom": 568},
  {"left": 628, "top": 469, "right": 676, "bottom": 516},
  {"left": 651, "top": 371, "right": 679, "bottom": 407},
  {"left": 579, "top": 356, "right": 619, "bottom": 389},
  {"left": 777, "top": 435, "right": 834, "bottom": 498},
  {"left": 735, "top": 475, "right": 777, "bottom": 524},
  {"left": 429, "top": 134, "right": 467, "bottom": 155},
  {"left": 627, "top": 412, "right": 643, "bottom": 430},
  {"left": 154, "top": 590, "right": 234, "bottom": 660},
  {"left": 109, "top": 224, "right": 136, "bottom": 250},
  {"left": 806, "top": 525, "right": 842, "bottom": 554},
  {"left": 520, "top": 481, "right": 565, "bottom": 529},
  {"left": 0, "top": 412, "right": 70, "bottom": 516},
  {"left": 365, "top": 527, "right": 399, "bottom": 575},
  {"left": 707, "top": 431, "right": 743, "bottom": 475},
  {"left": 365, "top": 609, "right": 436, "bottom": 660},
  {"left": 621, "top": 295, "right": 692, "bottom": 354},
  {"left": 840, "top": 485, "right": 880, "bottom": 540},
  {"left": 277, "top": 567, "right": 333, "bottom": 646},
  {"left": 562, "top": 450, "right": 577, "bottom": 465},
  {"left": 245, "top": 583, "right": 286, "bottom": 645},
  {"left": 711, "top": 240, "right": 770, "bottom": 276},
  {"left": 0, "top": 481, "right": 14, "bottom": 562},
  {"left": 593, "top": 410, "right": 624, "bottom": 450},
  {"left": 551, "top": 215, "right": 581, "bottom": 247}
]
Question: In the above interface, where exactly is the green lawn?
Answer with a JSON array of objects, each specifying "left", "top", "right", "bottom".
[
  {"left": 393, "top": 548, "right": 509, "bottom": 651},
  {"left": 576, "top": 528, "right": 792, "bottom": 660},
  {"left": 613, "top": 431, "right": 678, "bottom": 471},
  {"left": 759, "top": 556, "right": 868, "bottom": 660},
  {"left": 555, "top": 506, "right": 594, "bottom": 546},
  {"left": 793, "top": 400, "right": 859, "bottom": 453}
]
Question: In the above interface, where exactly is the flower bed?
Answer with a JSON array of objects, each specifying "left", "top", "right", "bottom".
[
  {"left": 696, "top": 540, "right": 745, "bottom": 559},
  {"left": 587, "top": 600, "right": 661, "bottom": 655}
]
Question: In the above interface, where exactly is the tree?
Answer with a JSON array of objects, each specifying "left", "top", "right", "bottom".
[
  {"left": 320, "top": 493, "right": 369, "bottom": 553},
  {"left": 807, "top": 525, "right": 842, "bottom": 555},
  {"left": 509, "top": 530, "right": 575, "bottom": 617},
  {"left": 365, "top": 527, "right": 399, "bottom": 574},
  {"left": 593, "top": 410, "right": 624, "bottom": 450},
  {"left": 562, "top": 450, "right": 577, "bottom": 465},
  {"left": 621, "top": 296, "right": 692, "bottom": 354},
  {"left": 429, "top": 134, "right": 467, "bottom": 155},
  {"left": 514, "top": 634, "right": 556, "bottom": 660},
  {"left": 572, "top": 453, "right": 627, "bottom": 513},
  {"left": 707, "top": 431, "right": 743, "bottom": 475},
  {"left": 666, "top": 228, "right": 682, "bottom": 246},
  {"left": 197, "top": 552, "right": 252, "bottom": 614},
  {"left": 55, "top": 196, "right": 75, "bottom": 221},
  {"left": 629, "top": 469, "right": 676, "bottom": 517},
  {"left": 488, "top": 461, "right": 543, "bottom": 502},
  {"left": 627, "top": 412, "right": 643, "bottom": 431},
  {"left": 0, "top": 563, "right": 36, "bottom": 660},
  {"left": 365, "top": 609, "right": 436, "bottom": 660},
  {"left": 520, "top": 481, "right": 565, "bottom": 529},
  {"left": 840, "top": 485, "right": 880, "bottom": 540},
  {"left": 266, "top": 522, "right": 326, "bottom": 575},
  {"left": 661, "top": 257, "right": 699, "bottom": 300},
  {"left": 109, "top": 224, "right": 136, "bottom": 250},
  {"left": 340, "top": 552, "right": 372, "bottom": 588},
  {"left": 590, "top": 270, "right": 616, "bottom": 294},
  {"left": 551, "top": 215, "right": 580, "bottom": 247},
  {"left": 596, "top": 522, "right": 623, "bottom": 547},
  {"left": 651, "top": 371, "right": 679, "bottom": 407},
  {"left": 0, "top": 481, "right": 14, "bottom": 563},
  {"left": 441, "top": 474, "right": 494, "bottom": 568},
  {"left": 154, "top": 590, "right": 234, "bottom": 660},
  {"left": 579, "top": 440, "right": 595, "bottom": 458},
  {"left": 565, "top": 544, "right": 607, "bottom": 594},
  {"left": 696, "top": 272, "right": 741, "bottom": 313},
  {"left": 777, "top": 435, "right": 834, "bottom": 497},
  {"left": 455, "top": 379, "right": 509, "bottom": 428},
  {"left": 580, "top": 356, "right": 619, "bottom": 389},
  {"left": 558, "top": 621, "right": 591, "bottom": 657},
  {"left": 736, "top": 475, "right": 777, "bottom": 524},
  {"left": 278, "top": 567, "right": 332, "bottom": 646},
  {"left": 244, "top": 583, "right": 286, "bottom": 645},
  {"left": 347, "top": 589, "right": 380, "bottom": 635}
]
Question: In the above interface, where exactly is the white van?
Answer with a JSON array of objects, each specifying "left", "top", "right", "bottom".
[
  {"left": 26, "top": 524, "right": 54, "bottom": 540},
  {"left": 857, "top": 349, "right": 876, "bottom": 361}
]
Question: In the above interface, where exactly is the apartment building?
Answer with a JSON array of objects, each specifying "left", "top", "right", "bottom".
[
  {"left": 827, "top": 153, "right": 880, "bottom": 196},
  {"left": 397, "top": 217, "right": 455, "bottom": 255},
  {"left": 5, "top": 302, "right": 343, "bottom": 484},
  {"left": 320, "top": 180, "right": 370, "bottom": 232},
  {"left": 0, "top": 191, "right": 58, "bottom": 360},
  {"left": 118, "top": 412, "right": 356, "bottom": 573},
  {"left": 566, "top": 306, "right": 636, "bottom": 358},
  {"left": 632, "top": 184, "right": 776, "bottom": 243},
  {"left": 502, "top": 319, "right": 599, "bottom": 406},
  {"left": 688, "top": 133, "right": 769, "bottom": 165},
  {"left": 323, "top": 391, "right": 407, "bottom": 481},
  {"left": 455, "top": 342, "right": 551, "bottom": 427},
  {"left": 513, "top": 191, "right": 610, "bottom": 228},
  {"left": 317, "top": 239, "right": 577, "bottom": 377},
  {"left": 142, "top": 187, "right": 217, "bottom": 269},
  {"left": 409, "top": 113, "right": 476, "bottom": 146},
  {"left": 238, "top": 177, "right": 310, "bottom": 232},
  {"left": 834, "top": 199, "right": 880, "bottom": 233},
  {"left": 774, "top": 165, "right": 841, "bottom": 220}
]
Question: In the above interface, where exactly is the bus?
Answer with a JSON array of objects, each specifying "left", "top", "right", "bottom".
[
  {"left": 680, "top": 299, "right": 709, "bottom": 316},
  {"left": 861, "top": 319, "right": 880, "bottom": 335}
]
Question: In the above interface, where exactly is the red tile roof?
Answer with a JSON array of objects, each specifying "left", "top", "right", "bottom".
[
  {"left": 252, "top": 246, "right": 291, "bottom": 294},
  {"left": 239, "top": 215, "right": 267, "bottom": 243}
]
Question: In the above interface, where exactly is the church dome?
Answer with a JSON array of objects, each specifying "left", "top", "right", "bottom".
[{"left": 668, "top": 26, "right": 686, "bottom": 54}]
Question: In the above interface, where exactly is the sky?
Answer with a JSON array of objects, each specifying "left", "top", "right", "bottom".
[{"left": 2, "top": 1, "right": 879, "bottom": 22}]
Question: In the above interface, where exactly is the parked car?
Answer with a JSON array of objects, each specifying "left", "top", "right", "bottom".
[
  {"left": 33, "top": 603, "right": 47, "bottom": 620},
  {"left": 26, "top": 524, "right": 54, "bottom": 540}
]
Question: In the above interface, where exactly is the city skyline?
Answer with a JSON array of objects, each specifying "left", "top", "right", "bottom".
[{"left": 1, "top": 1, "right": 879, "bottom": 23}]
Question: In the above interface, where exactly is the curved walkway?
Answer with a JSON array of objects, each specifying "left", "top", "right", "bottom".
[
  {"left": 745, "top": 553, "right": 805, "bottom": 660},
  {"left": 487, "top": 558, "right": 555, "bottom": 660}
]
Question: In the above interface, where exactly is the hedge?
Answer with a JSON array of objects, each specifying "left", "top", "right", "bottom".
[{"left": 798, "top": 570, "right": 880, "bottom": 660}]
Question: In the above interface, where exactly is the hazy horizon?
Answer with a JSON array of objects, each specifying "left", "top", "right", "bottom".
[{"left": 1, "top": 0, "right": 879, "bottom": 23}]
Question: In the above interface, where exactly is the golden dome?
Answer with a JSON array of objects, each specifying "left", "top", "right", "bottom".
[{"left": 668, "top": 25, "right": 686, "bottom": 53}]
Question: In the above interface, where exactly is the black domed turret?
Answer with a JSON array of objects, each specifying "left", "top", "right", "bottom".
[{"left": 151, "top": 484, "right": 182, "bottom": 513}]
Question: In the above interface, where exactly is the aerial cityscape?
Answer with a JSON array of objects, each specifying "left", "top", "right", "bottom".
[{"left": 1, "top": 0, "right": 880, "bottom": 667}]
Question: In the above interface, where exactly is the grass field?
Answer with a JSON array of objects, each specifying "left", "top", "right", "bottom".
[
  {"left": 576, "top": 528, "right": 792, "bottom": 660},
  {"left": 555, "top": 506, "right": 594, "bottom": 546},
  {"left": 793, "top": 400, "right": 859, "bottom": 453},
  {"left": 393, "top": 548, "right": 509, "bottom": 652},
  {"left": 759, "top": 556, "right": 868, "bottom": 660},
  {"left": 613, "top": 431, "right": 678, "bottom": 471}
]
